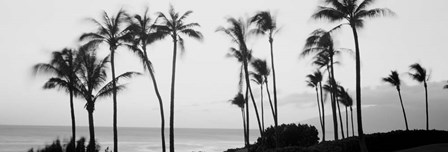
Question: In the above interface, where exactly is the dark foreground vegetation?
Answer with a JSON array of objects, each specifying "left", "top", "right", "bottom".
[
  {"left": 226, "top": 124, "right": 448, "bottom": 152},
  {"left": 28, "top": 137, "right": 103, "bottom": 152}
]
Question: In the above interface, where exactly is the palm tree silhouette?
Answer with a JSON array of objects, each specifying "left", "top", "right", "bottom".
[
  {"left": 250, "top": 11, "right": 280, "bottom": 132},
  {"left": 409, "top": 63, "right": 430, "bottom": 130},
  {"left": 305, "top": 70, "right": 325, "bottom": 141},
  {"left": 74, "top": 46, "right": 140, "bottom": 152},
  {"left": 382, "top": 70, "right": 409, "bottom": 131},
  {"left": 227, "top": 47, "right": 252, "bottom": 146},
  {"left": 33, "top": 48, "right": 79, "bottom": 151},
  {"left": 79, "top": 9, "right": 131, "bottom": 152},
  {"left": 302, "top": 29, "right": 350, "bottom": 140},
  {"left": 311, "top": 0, "right": 394, "bottom": 150},
  {"left": 126, "top": 8, "right": 167, "bottom": 152},
  {"left": 337, "top": 86, "right": 354, "bottom": 137},
  {"left": 229, "top": 93, "right": 247, "bottom": 148},
  {"left": 217, "top": 17, "right": 264, "bottom": 137},
  {"left": 156, "top": 5, "right": 203, "bottom": 152},
  {"left": 323, "top": 79, "right": 345, "bottom": 139},
  {"left": 251, "top": 58, "right": 274, "bottom": 132}
]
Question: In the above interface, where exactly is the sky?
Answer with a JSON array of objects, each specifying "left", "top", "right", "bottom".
[{"left": 0, "top": 0, "right": 448, "bottom": 134}]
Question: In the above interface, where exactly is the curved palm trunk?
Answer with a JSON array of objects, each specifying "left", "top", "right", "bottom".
[
  {"left": 328, "top": 63, "right": 338, "bottom": 140},
  {"left": 264, "top": 79, "right": 276, "bottom": 121},
  {"left": 143, "top": 46, "right": 166, "bottom": 152},
  {"left": 110, "top": 47, "right": 119, "bottom": 152},
  {"left": 319, "top": 82, "right": 325, "bottom": 141},
  {"left": 169, "top": 37, "right": 178, "bottom": 152},
  {"left": 315, "top": 87, "right": 323, "bottom": 139},
  {"left": 269, "top": 36, "right": 278, "bottom": 130},
  {"left": 243, "top": 59, "right": 264, "bottom": 136},
  {"left": 350, "top": 106, "right": 354, "bottom": 136},
  {"left": 336, "top": 100, "right": 345, "bottom": 139},
  {"left": 424, "top": 82, "right": 429, "bottom": 130},
  {"left": 351, "top": 26, "right": 368, "bottom": 152},
  {"left": 69, "top": 88, "right": 76, "bottom": 151},
  {"left": 87, "top": 107, "right": 96, "bottom": 152},
  {"left": 397, "top": 88, "right": 409, "bottom": 131}
]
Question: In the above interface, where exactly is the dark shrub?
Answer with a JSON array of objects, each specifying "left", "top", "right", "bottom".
[
  {"left": 256, "top": 123, "right": 319, "bottom": 150},
  {"left": 28, "top": 137, "right": 100, "bottom": 152}
]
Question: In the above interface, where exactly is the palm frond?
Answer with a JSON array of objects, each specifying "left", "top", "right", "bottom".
[
  {"left": 356, "top": 8, "right": 395, "bottom": 19},
  {"left": 355, "top": 0, "right": 375, "bottom": 13},
  {"left": 382, "top": 70, "right": 400, "bottom": 87},
  {"left": 409, "top": 63, "right": 427, "bottom": 82},
  {"left": 79, "top": 33, "right": 106, "bottom": 42},
  {"left": 180, "top": 28, "right": 203, "bottom": 41},
  {"left": 311, "top": 6, "right": 346, "bottom": 22},
  {"left": 230, "top": 93, "right": 245, "bottom": 108},
  {"left": 43, "top": 77, "right": 70, "bottom": 92},
  {"left": 250, "top": 59, "right": 270, "bottom": 76},
  {"left": 33, "top": 63, "right": 60, "bottom": 77}
]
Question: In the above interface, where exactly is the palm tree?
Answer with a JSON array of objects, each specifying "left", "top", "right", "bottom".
[
  {"left": 323, "top": 79, "right": 345, "bottom": 139},
  {"left": 156, "top": 5, "right": 203, "bottom": 152},
  {"left": 74, "top": 46, "right": 140, "bottom": 152},
  {"left": 79, "top": 9, "right": 131, "bottom": 152},
  {"left": 409, "top": 63, "right": 429, "bottom": 130},
  {"left": 217, "top": 17, "right": 264, "bottom": 137},
  {"left": 382, "top": 71, "right": 409, "bottom": 131},
  {"left": 251, "top": 73, "right": 266, "bottom": 131},
  {"left": 126, "top": 8, "right": 167, "bottom": 152},
  {"left": 311, "top": 1, "right": 394, "bottom": 150},
  {"left": 229, "top": 93, "right": 247, "bottom": 148},
  {"left": 250, "top": 11, "right": 280, "bottom": 131},
  {"left": 227, "top": 47, "right": 252, "bottom": 146},
  {"left": 251, "top": 58, "right": 275, "bottom": 132},
  {"left": 305, "top": 70, "right": 325, "bottom": 141},
  {"left": 302, "top": 29, "right": 348, "bottom": 140},
  {"left": 33, "top": 48, "right": 79, "bottom": 151},
  {"left": 337, "top": 86, "right": 354, "bottom": 137}
]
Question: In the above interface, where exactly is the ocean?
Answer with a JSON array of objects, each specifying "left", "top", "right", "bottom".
[{"left": 0, "top": 125, "right": 260, "bottom": 152}]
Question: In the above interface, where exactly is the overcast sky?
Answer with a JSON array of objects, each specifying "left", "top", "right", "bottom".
[{"left": 0, "top": 0, "right": 447, "bottom": 133}]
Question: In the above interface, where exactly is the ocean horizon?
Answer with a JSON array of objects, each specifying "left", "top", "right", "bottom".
[{"left": 0, "top": 125, "right": 260, "bottom": 152}]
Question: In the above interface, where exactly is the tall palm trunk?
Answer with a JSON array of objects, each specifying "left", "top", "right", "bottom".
[
  {"left": 87, "top": 106, "right": 96, "bottom": 152},
  {"left": 264, "top": 79, "right": 276, "bottom": 121},
  {"left": 241, "top": 108, "right": 248, "bottom": 148},
  {"left": 243, "top": 59, "right": 264, "bottom": 136},
  {"left": 350, "top": 106, "right": 354, "bottom": 136},
  {"left": 143, "top": 45, "right": 166, "bottom": 152},
  {"left": 169, "top": 37, "right": 178, "bottom": 152},
  {"left": 336, "top": 100, "right": 345, "bottom": 139},
  {"left": 69, "top": 88, "right": 76, "bottom": 150},
  {"left": 319, "top": 82, "right": 325, "bottom": 141},
  {"left": 397, "top": 87, "right": 409, "bottom": 131},
  {"left": 110, "top": 46, "right": 119, "bottom": 152},
  {"left": 260, "top": 84, "right": 264, "bottom": 131},
  {"left": 345, "top": 106, "right": 349, "bottom": 137},
  {"left": 351, "top": 25, "right": 368, "bottom": 152},
  {"left": 315, "top": 87, "right": 323, "bottom": 139},
  {"left": 329, "top": 62, "right": 338, "bottom": 140},
  {"left": 424, "top": 81, "right": 428, "bottom": 130},
  {"left": 244, "top": 85, "right": 250, "bottom": 146},
  {"left": 269, "top": 36, "right": 278, "bottom": 131}
]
